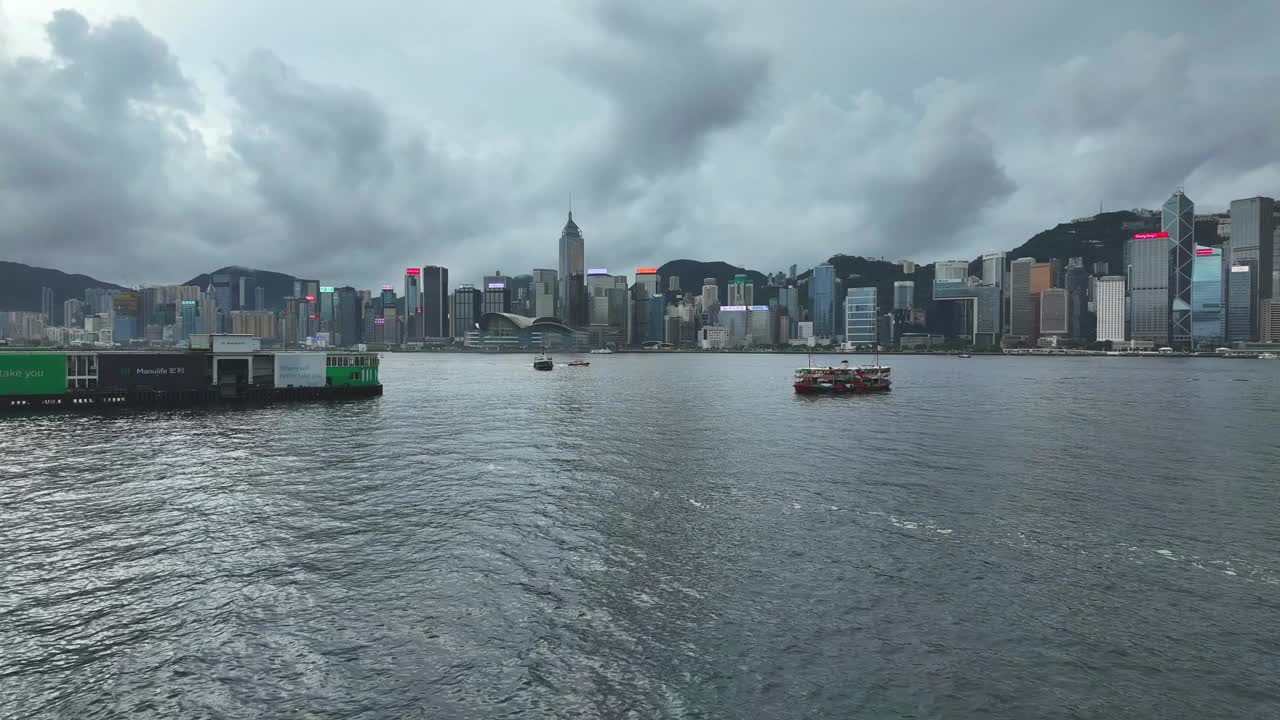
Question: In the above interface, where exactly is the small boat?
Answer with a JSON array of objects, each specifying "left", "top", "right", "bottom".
[
  {"left": 957, "top": 353, "right": 972, "bottom": 359},
  {"left": 1259, "top": 352, "right": 1278, "bottom": 360},
  {"left": 533, "top": 355, "right": 554, "bottom": 371},
  {"left": 589, "top": 348, "right": 614, "bottom": 355},
  {"left": 793, "top": 360, "right": 891, "bottom": 394},
  {"left": 568, "top": 360, "right": 590, "bottom": 367}
]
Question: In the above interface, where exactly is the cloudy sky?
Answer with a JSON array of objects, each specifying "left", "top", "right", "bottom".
[{"left": 1, "top": 1, "right": 1278, "bottom": 290}]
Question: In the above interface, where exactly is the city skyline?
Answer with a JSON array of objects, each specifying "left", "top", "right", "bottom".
[{"left": 2, "top": 4, "right": 1279, "bottom": 291}]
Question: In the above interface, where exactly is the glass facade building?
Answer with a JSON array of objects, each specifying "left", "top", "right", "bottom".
[
  {"left": 558, "top": 212, "right": 586, "bottom": 326},
  {"left": 1227, "top": 265, "right": 1254, "bottom": 342},
  {"left": 422, "top": 266, "right": 450, "bottom": 338},
  {"left": 931, "top": 282, "right": 1002, "bottom": 348},
  {"left": 777, "top": 286, "right": 799, "bottom": 337},
  {"left": 1228, "top": 197, "right": 1275, "bottom": 339},
  {"left": 809, "top": 264, "right": 835, "bottom": 338},
  {"left": 646, "top": 297, "right": 667, "bottom": 343},
  {"left": 1128, "top": 236, "right": 1171, "bottom": 345},
  {"left": 1164, "top": 190, "right": 1195, "bottom": 346},
  {"left": 893, "top": 281, "right": 915, "bottom": 311},
  {"left": 1190, "top": 246, "right": 1224, "bottom": 345},
  {"left": 844, "top": 287, "right": 878, "bottom": 347}
]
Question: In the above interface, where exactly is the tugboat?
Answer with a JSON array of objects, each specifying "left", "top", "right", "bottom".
[
  {"left": 793, "top": 359, "right": 891, "bottom": 394},
  {"left": 567, "top": 359, "right": 590, "bottom": 367},
  {"left": 533, "top": 354, "right": 554, "bottom": 371}
]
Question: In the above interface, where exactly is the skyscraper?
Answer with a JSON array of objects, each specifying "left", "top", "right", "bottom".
[
  {"left": 63, "top": 299, "right": 84, "bottom": 329},
  {"left": 701, "top": 278, "right": 719, "bottom": 308},
  {"left": 1164, "top": 190, "right": 1195, "bottom": 346},
  {"left": 1227, "top": 265, "right": 1254, "bottom": 342},
  {"left": 635, "top": 268, "right": 660, "bottom": 298},
  {"left": 1064, "top": 265, "right": 1091, "bottom": 339},
  {"left": 893, "top": 281, "right": 915, "bottom": 311},
  {"left": 40, "top": 287, "right": 55, "bottom": 324},
  {"left": 935, "top": 260, "right": 968, "bottom": 283},
  {"left": 809, "top": 264, "right": 835, "bottom": 337},
  {"left": 451, "top": 285, "right": 481, "bottom": 339},
  {"left": 1128, "top": 234, "right": 1171, "bottom": 345},
  {"left": 254, "top": 286, "right": 265, "bottom": 312},
  {"left": 1228, "top": 196, "right": 1274, "bottom": 339},
  {"left": 728, "top": 274, "right": 754, "bottom": 306},
  {"left": 178, "top": 300, "right": 198, "bottom": 343},
  {"left": 777, "top": 286, "right": 799, "bottom": 336},
  {"left": 844, "top": 287, "right": 878, "bottom": 348},
  {"left": 1009, "top": 257, "right": 1035, "bottom": 338},
  {"left": 336, "top": 286, "right": 362, "bottom": 346},
  {"left": 558, "top": 211, "right": 586, "bottom": 326},
  {"left": 1191, "top": 245, "right": 1224, "bottom": 346},
  {"left": 981, "top": 253, "right": 1007, "bottom": 291},
  {"left": 212, "top": 274, "right": 233, "bottom": 312},
  {"left": 404, "top": 268, "right": 422, "bottom": 340},
  {"left": 238, "top": 277, "right": 257, "bottom": 311},
  {"left": 1029, "top": 261, "right": 1056, "bottom": 294},
  {"left": 483, "top": 280, "right": 511, "bottom": 315},
  {"left": 1095, "top": 276, "right": 1126, "bottom": 343},
  {"left": 421, "top": 266, "right": 449, "bottom": 338},
  {"left": 532, "top": 268, "right": 558, "bottom": 319},
  {"left": 1039, "top": 289, "right": 1069, "bottom": 336}
]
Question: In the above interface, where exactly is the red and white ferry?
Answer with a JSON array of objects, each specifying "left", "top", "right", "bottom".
[{"left": 793, "top": 360, "right": 891, "bottom": 394}]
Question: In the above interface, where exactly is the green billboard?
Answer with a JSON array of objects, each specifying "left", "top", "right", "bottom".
[{"left": 0, "top": 353, "right": 67, "bottom": 396}]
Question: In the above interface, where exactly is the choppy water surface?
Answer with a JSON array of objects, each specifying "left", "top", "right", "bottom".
[{"left": 3, "top": 353, "right": 1280, "bottom": 719}]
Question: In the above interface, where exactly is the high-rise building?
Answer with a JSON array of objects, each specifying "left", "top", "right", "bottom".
[
  {"left": 421, "top": 266, "right": 449, "bottom": 338},
  {"left": 1191, "top": 245, "right": 1224, "bottom": 346},
  {"left": 668, "top": 276, "right": 681, "bottom": 292},
  {"left": 1029, "top": 261, "right": 1057, "bottom": 294},
  {"left": 634, "top": 268, "right": 660, "bottom": 299},
  {"left": 1164, "top": 190, "right": 1195, "bottom": 346},
  {"left": 335, "top": 287, "right": 361, "bottom": 346},
  {"left": 1261, "top": 299, "right": 1280, "bottom": 343},
  {"left": 1009, "top": 257, "right": 1035, "bottom": 338},
  {"left": 981, "top": 253, "right": 1007, "bottom": 291},
  {"left": 212, "top": 274, "right": 233, "bottom": 312},
  {"left": 898, "top": 260, "right": 916, "bottom": 275},
  {"left": 451, "top": 285, "right": 481, "bottom": 339},
  {"left": 701, "top": 278, "right": 719, "bottom": 308},
  {"left": 844, "top": 287, "right": 878, "bottom": 348},
  {"left": 1064, "top": 265, "right": 1091, "bottom": 339},
  {"left": 809, "top": 264, "right": 835, "bottom": 337},
  {"left": 1039, "top": 289, "right": 1069, "bottom": 336},
  {"left": 40, "top": 287, "right": 55, "bottom": 324},
  {"left": 1228, "top": 197, "right": 1275, "bottom": 338},
  {"left": 789, "top": 264, "right": 797, "bottom": 280},
  {"left": 63, "top": 299, "right": 83, "bottom": 329},
  {"left": 111, "top": 291, "right": 139, "bottom": 342},
  {"left": 404, "top": 268, "right": 422, "bottom": 340},
  {"left": 1095, "top": 276, "right": 1126, "bottom": 343},
  {"left": 558, "top": 211, "right": 586, "bottom": 326},
  {"left": 935, "top": 260, "right": 968, "bottom": 283},
  {"left": 1227, "top": 265, "right": 1254, "bottom": 342},
  {"left": 893, "top": 281, "right": 915, "bottom": 311},
  {"left": 728, "top": 274, "right": 754, "bottom": 306},
  {"left": 777, "top": 286, "right": 799, "bottom": 337},
  {"left": 482, "top": 280, "right": 510, "bottom": 315},
  {"left": 230, "top": 311, "right": 277, "bottom": 339},
  {"left": 177, "top": 300, "right": 198, "bottom": 343},
  {"left": 253, "top": 286, "right": 264, "bottom": 311},
  {"left": 933, "top": 282, "right": 1003, "bottom": 348},
  {"left": 532, "top": 269, "right": 558, "bottom": 319},
  {"left": 1128, "top": 234, "right": 1171, "bottom": 345},
  {"left": 645, "top": 296, "right": 666, "bottom": 344},
  {"left": 238, "top": 277, "right": 257, "bottom": 311}
]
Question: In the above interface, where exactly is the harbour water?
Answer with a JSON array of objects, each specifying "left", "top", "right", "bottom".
[{"left": 3, "top": 353, "right": 1279, "bottom": 718}]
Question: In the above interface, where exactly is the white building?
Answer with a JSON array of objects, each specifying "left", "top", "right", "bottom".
[
  {"left": 935, "top": 260, "right": 969, "bottom": 283},
  {"left": 1095, "top": 275, "right": 1126, "bottom": 342},
  {"left": 796, "top": 321, "right": 814, "bottom": 339},
  {"left": 981, "top": 252, "right": 1008, "bottom": 291},
  {"left": 699, "top": 325, "right": 727, "bottom": 350}
]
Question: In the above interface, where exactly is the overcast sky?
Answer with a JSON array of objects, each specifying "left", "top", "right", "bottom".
[{"left": 2, "top": 1, "right": 1278, "bottom": 290}]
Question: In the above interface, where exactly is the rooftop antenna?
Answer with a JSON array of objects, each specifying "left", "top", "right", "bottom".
[{"left": 568, "top": 190, "right": 573, "bottom": 219}]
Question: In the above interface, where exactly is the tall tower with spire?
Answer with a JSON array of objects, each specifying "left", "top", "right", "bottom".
[{"left": 558, "top": 209, "right": 586, "bottom": 326}]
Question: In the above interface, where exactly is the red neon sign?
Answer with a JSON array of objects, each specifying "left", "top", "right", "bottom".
[
  {"left": 1132, "top": 232, "right": 1169, "bottom": 239},
  {"left": 405, "top": 267, "right": 421, "bottom": 275},
  {"left": 304, "top": 295, "right": 316, "bottom": 301},
  {"left": 309, "top": 314, "right": 319, "bottom": 319},
  {"left": 636, "top": 267, "right": 658, "bottom": 274},
  {"left": 1195, "top": 247, "right": 1214, "bottom": 255}
]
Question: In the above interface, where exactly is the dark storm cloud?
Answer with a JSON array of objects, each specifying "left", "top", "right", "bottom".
[
  {"left": 0, "top": 9, "right": 234, "bottom": 284},
  {"left": 562, "top": 2, "right": 771, "bottom": 201}
]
